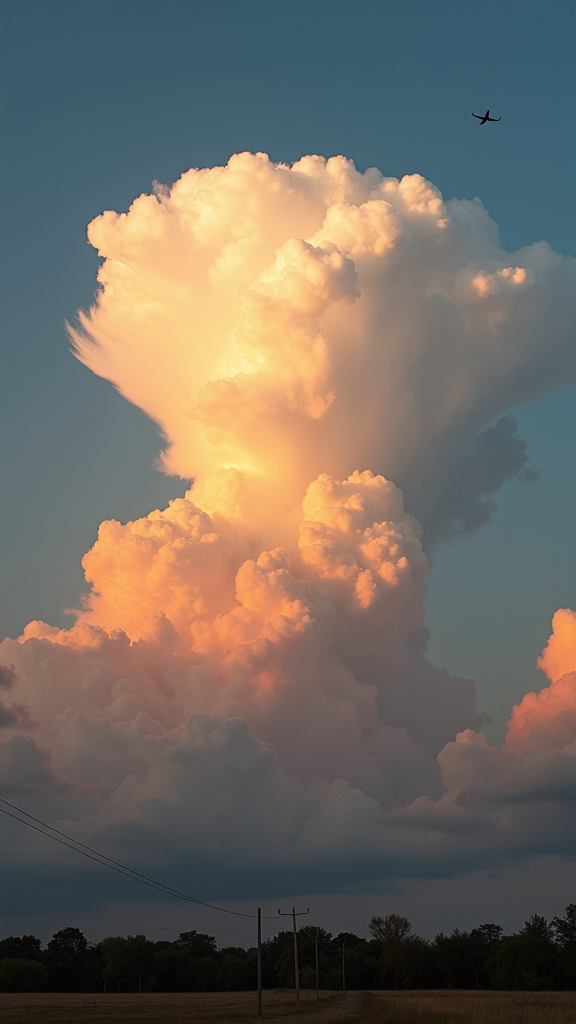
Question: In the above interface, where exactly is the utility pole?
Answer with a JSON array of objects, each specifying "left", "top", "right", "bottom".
[
  {"left": 278, "top": 906, "right": 309, "bottom": 1009},
  {"left": 257, "top": 907, "right": 262, "bottom": 1017},
  {"left": 315, "top": 934, "right": 319, "bottom": 1001},
  {"left": 342, "top": 943, "right": 346, "bottom": 994}
]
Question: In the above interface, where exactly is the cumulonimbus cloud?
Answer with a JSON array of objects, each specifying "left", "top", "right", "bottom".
[
  {"left": 1, "top": 154, "right": 575, "bottom": 895},
  {"left": 68, "top": 152, "right": 574, "bottom": 541}
]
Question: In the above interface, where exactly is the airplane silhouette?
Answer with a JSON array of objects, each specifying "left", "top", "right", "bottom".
[{"left": 472, "top": 109, "right": 501, "bottom": 124}]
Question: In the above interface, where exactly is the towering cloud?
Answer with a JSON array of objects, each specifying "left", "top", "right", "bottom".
[
  {"left": 1, "top": 154, "right": 575, "bottom": 897},
  {"left": 70, "top": 152, "right": 574, "bottom": 541}
]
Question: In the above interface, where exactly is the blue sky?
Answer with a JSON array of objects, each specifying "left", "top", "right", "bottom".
[{"left": 0, "top": 0, "right": 574, "bottom": 937}]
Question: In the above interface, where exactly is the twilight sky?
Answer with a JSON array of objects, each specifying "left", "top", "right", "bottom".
[{"left": 0, "top": 0, "right": 575, "bottom": 944}]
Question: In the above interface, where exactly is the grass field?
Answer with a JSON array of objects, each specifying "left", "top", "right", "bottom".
[
  {"left": 363, "top": 990, "right": 576, "bottom": 1024},
  {"left": 1, "top": 989, "right": 575, "bottom": 1024},
  {"left": 0, "top": 988, "right": 339, "bottom": 1024}
]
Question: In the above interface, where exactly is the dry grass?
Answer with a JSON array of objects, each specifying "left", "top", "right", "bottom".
[
  {"left": 2, "top": 990, "right": 575, "bottom": 1024},
  {"left": 0, "top": 988, "right": 339, "bottom": 1024},
  {"left": 362, "top": 990, "right": 576, "bottom": 1024}
]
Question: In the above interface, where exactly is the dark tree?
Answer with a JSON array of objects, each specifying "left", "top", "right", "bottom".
[
  {"left": 432, "top": 929, "right": 473, "bottom": 988},
  {"left": 101, "top": 934, "right": 155, "bottom": 992},
  {"left": 44, "top": 927, "right": 89, "bottom": 992},
  {"left": 0, "top": 935, "right": 43, "bottom": 962},
  {"left": 194, "top": 955, "right": 219, "bottom": 992},
  {"left": 175, "top": 931, "right": 217, "bottom": 957},
  {"left": 273, "top": 941, "right": 297, "bottom": 989},
  {"left": 0, "top": 958, "right": 47, "bottom": 992},
  {"left": 216, "top": 950, "right": 255, "bottom": 991},
  {"left": 551, "top": 904, "right": 576, "bottom": 988},
  {"left": 83, "top": 942, "right": 105, "bottom": 992},
  {"left": 369, "top": 914, "right": 413, "bottom": 988},
  {"left": 468, "top": 923, "right": 503, "bottom": 989},
  {"left": 339, "top": 940, "right": 381, "bottom": 989},
  {"left": 260, "top": 930, "right": 295, "bottom": 988},
  {"left": 402, "top": 937, "right": 435, "bottom": 989},
  {"left": 0, "top": 904, "right": 569, "bottom": 994},
  {"left": 153, "top": 944, "right": 195, "bottom": 991},
  {"left": 489, "top": 915, "right": 561, "bottom": 990}
]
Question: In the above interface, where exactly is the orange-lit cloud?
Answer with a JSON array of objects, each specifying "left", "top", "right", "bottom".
[
  {"left": 1, "top": 154, "right": 575, "bottom": 889},
  {"left": 504, "top": 610, "right": 576, "bottom": 756},
  {"left": 69, "top": 152, "right": 575, "bottom": 542},
  {"left": 537, "top": 608, "right": 576, "bottom": 683}
]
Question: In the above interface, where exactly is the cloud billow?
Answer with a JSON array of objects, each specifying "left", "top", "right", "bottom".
[{"left": 1, "top": 153, "right": 575, "bottom": 901}]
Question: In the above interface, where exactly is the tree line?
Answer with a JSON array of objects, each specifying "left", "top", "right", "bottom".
[{"left": 0, "top": 904, "right": 574, "bottom": 993}]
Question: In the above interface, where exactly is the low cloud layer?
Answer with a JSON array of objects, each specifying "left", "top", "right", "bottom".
[
  {"left": 1, "top": 154, "right": 575, "bottom": 903},
  {"left": 2, "top": 587, "right": 575, "bottom": 887}
]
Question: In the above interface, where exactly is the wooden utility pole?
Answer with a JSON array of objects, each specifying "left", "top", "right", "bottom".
[
  {"left": 315, "top": 934, "right": 320, "bottom": 1001},
  {"left": 342, "top": 943, "right": 346, "bottom": 993},
  {"left": 278, "top": 906, "right": 309, "bottom": 1008},
  {"left": 257, "top": 907, "right": 262, "bottom": 1017}
]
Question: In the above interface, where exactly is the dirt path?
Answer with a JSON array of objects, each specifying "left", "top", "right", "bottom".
[{"left": 266, "top": 992, "right": 361, "bottom": 1023}]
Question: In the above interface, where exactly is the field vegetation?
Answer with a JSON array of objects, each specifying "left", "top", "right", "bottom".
[
  {"left": 363, "top": 990, "right": 576, "bottom": 1024},
  {"left": 0, "top": 988, "right": 336, "bottom": 1024},
  {"left": 1, "top": 988, "right": 575, "bottom": 1024}
]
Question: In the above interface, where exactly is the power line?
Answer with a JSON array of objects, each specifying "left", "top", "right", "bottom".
[
  {"left": 0, "top": 798, "right": 279, "bottom": 920},
  {"left": 1, "top": 798, "right": 238, "bottom": 908},
  {"left": 297, "top": 918, "right": 333, "bottom": 954},
  {"left": 296, "top": 917, "right": 349, "bottom": 996}
]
